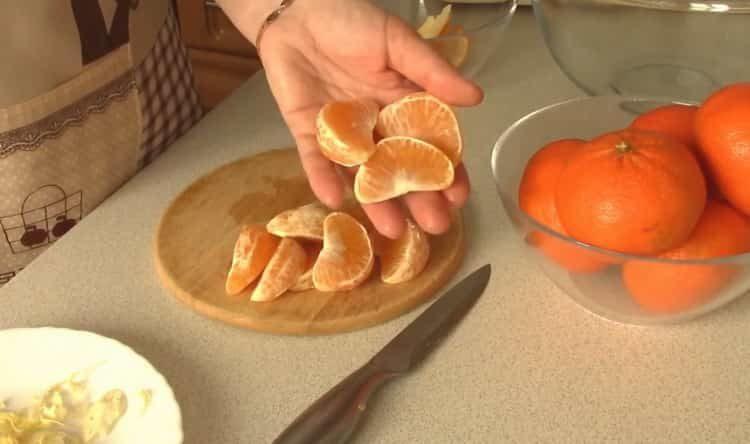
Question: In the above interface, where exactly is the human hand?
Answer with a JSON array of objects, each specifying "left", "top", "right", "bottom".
[{"left": 223, "top": 0, "right": 483, "bottom": 239}]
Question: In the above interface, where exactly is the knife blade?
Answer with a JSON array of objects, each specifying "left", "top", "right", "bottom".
[{"left": 273, "top": 264, "right": 492, "bottom": 444}]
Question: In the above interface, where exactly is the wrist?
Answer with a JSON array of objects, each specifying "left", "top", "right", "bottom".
[{"left": 216, "top": 0, "right": 280, "bottom": 47}]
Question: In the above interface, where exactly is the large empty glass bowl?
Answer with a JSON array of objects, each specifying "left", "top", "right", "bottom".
[{"left": 532, "top": 0, "right": 750, "bottom": 103}]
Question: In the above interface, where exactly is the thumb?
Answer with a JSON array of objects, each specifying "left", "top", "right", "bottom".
[{"left": 384, "top": 15, "right": 483, "bottom": 107}]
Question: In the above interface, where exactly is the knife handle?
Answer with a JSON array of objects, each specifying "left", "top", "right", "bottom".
[{"left": 273, "top": 362, "right": 396, "bottom": 444}]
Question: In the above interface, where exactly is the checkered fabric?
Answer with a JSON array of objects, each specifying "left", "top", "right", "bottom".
[{"left": 135, "top": 7, "right": 203, "bottom": 168}]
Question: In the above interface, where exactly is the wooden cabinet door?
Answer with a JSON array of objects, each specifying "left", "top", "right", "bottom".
[{"left": 175, "top": 0, "right": 262, "bottom": 109}]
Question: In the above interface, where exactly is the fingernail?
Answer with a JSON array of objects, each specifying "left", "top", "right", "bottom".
[
  {"left": 420, "top": 216, "right": 450, "bottom": 235},
  {"left": 378, "top": 220, "right": 405, "bottom": 240}
]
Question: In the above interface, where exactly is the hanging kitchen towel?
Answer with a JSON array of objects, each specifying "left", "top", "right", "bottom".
[{"left": 0, "top": 0, "right": 203, "bottom": 286}]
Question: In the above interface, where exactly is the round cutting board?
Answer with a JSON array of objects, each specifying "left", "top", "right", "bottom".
[{"left": 154, "top": 148, "right": 465, "bottom": 335}]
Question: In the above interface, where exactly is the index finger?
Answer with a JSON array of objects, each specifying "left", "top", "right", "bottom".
[{"left": 384, "top": 15, "right": 483, "bottom": 107}]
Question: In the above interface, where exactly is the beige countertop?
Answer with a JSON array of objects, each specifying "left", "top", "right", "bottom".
[{"left": 2, "top": 10, "right": 750, "bottom": 444}]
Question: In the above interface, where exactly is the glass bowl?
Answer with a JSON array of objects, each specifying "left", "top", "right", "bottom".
[
  {"left": 532, "top": 0, "right": 750, "bottom": 103},
  {"left": 491, "top": 94, "right": 750, "bottom": 325},
  {"left": 384, "top": 0, "right": 517, "bottom": 79}
]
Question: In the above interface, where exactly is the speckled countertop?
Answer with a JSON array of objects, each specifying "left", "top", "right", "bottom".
[{"left": 2, "top": 10, "right": 749, "bottom": 444}]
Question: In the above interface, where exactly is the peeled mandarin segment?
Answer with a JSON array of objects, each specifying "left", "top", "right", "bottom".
[
  {"left": 429, "top": 35, "right": 470, "bottom": 69},
  {"left": 290, "top": 270, "right": 314, "bottom": 292},
  {"left": 440, "top": 23, "right": 465, "bottom": 36},
  {"left": 339, "top": 199, "right": 386, "bottom": 256},
  {"left": 417, "top": 4, "right": 453, "bottom": 39},
  {"left": 225, "top": 225, "right": 280, "bottom": 295},
  {"left": 313, "top": 212, "right": 374, "bottom": 292},
  {"left": 251, "top": 237, "right": 307, "bottom": 302},
  {"left": 266, "top": 202, "right": 329, "bottom": 241},
  {"left": 290, "top": 243, "right": 322, "bottom": 292},
  {"left": 380, "top": 219, "right": 431, "bottom": 284},
  {"left": 290, "top": 268, "right": 314, "bottom": 292},
  {"left": 354, "top": 136, "right": 455, "bottom": 204},
  {"left": 316, "top": 99, "right": 379, "bottom": 167},
  {"left": 376, "top": 92, "right": 463, "bottom": 166}
]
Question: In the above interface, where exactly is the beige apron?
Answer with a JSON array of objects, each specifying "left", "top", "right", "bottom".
[{"left": 0, "top": 1, "right": 203, "bottom": 285}]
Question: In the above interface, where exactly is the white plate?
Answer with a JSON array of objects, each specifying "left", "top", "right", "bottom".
[{"left": 0, "top": 327, "right": 183, "bottom": 444}]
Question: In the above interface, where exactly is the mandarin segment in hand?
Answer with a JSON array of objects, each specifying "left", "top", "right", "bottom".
[
  {"left": 354, "top": 136, "right": 455, "bottom": 204},
  {"left": 225, "top": 225, "right": 280, "bottom": 296},
  {"left": 379, "top": 218, "right": 430, "bottom": 284},
  {"left": 266, "top": 202, "right": 329, "bottom": 241},
  {"left": 313, "top": 212, "right": 374, "bottom": 292},
  {"left": 376, "top": 93, "right": 463, "bottom": 166},
  {"left": 251, "top": 237, "right": 308, "bottom": 302},
  {"left": 316, "top": 99, "right": 379, "bottom": 167}
]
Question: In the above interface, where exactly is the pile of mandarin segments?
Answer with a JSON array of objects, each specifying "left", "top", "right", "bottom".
[{"left": 225, "top": 93, "right": 463, "bottom": 302}]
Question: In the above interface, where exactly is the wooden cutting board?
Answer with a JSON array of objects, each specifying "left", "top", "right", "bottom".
[{"left": 154, "top": 148, "right": 465, "bottom": 335}]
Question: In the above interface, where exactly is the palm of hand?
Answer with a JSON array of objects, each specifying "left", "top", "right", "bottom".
[{"left": 258, "top": 0, "right": 481, "bottom": 239}]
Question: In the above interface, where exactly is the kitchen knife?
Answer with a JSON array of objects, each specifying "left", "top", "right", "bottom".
[{"left": 273, "top": 264, "right": 492, "bottom": 444}]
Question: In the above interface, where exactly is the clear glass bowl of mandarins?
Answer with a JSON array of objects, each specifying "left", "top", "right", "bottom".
[
  {"left": 492, "top": 84, "right": 750, "bottom": 325},
  {"left": 395, "top": 0, "right": 517, "bottom": 79}
]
